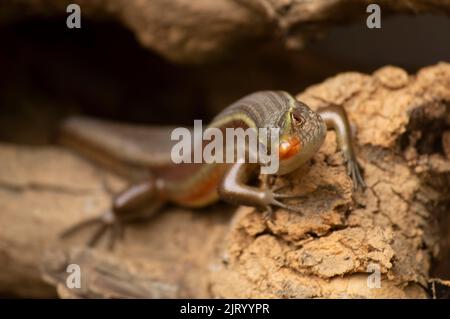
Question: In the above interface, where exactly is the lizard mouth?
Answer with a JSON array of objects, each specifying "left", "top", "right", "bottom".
[{"left": 278, "top": 135, "right": 302, "bottom": 160}]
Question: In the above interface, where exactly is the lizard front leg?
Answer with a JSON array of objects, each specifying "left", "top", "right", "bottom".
[
  {"left": 318, "top": 105, "right": 365, "bottom": 189},
  {"left": 218, "top": 162, "right": 302, "bottom": 218}
]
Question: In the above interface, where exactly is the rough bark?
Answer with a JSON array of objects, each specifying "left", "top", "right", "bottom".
[
  {"left": 0, "top": 63, "right": 449, "bottom": 298},
  {"left": 1, "top": 0, "right": 450, "bottom": 63},
  {"left": 211, "top": 64, "right": 450, "bottom": 298}
]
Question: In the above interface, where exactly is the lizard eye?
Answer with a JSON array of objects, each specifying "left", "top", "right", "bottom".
[{"left": 291, "top": 111, "right": 305, "bottom": 126}]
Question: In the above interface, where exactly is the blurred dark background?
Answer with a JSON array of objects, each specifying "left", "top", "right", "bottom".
[{"left": 1, "top": 14, "right": 449, "bottom": 144}]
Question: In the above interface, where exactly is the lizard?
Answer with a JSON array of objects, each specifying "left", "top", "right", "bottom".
[{"left": 60, "top": 91, "right": 365, "bottom": 247}]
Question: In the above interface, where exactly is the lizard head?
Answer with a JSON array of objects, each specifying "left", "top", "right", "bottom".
[{"left": 276, "top": 100, "right": 327, "bottom": 175}]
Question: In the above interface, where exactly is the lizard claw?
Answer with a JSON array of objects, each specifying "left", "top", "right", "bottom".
[
  {"left": 261, "top": 197, "right": 302, "bottom": 223},
  {"left": 259, "top": 186, "right": 305, "bottom": 217},
  {"left": 270, "top": 198, "right": 303, "bottom": 213},
  {"left": 273, "top": 192, "right": 307, "bottom": 200},
  {"left": 263, "top": 189, "right": 304, "bottom": 214},
  {"left": 346, "top": 157, "right": 366, "bottom": 190},
  {"left": 262, "top": 205, "right": 273, "bottom": 221},
  {"left": 60, "top": 210, "right": 123, "bottom": 250}
]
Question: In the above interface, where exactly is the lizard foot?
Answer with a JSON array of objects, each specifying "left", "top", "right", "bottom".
[
  {"left": 345, "top": 155, "right": 366, "bottom": 190},
  {"left": 261, "top": 188, "right": 304, "bottom": 222},
  {"left": 60, "top": 210, "right": 124, "bottom": 250}
]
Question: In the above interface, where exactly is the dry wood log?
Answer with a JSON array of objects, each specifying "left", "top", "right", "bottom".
[
  {"left": 0, "top": 63, "right": 449, "bottom": 298},
  {"left": 2, "top": 1, "right": 450, "bottom": 63},
  {"left": 211, "top": 64, "right": 450, "bottom": 298}
]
